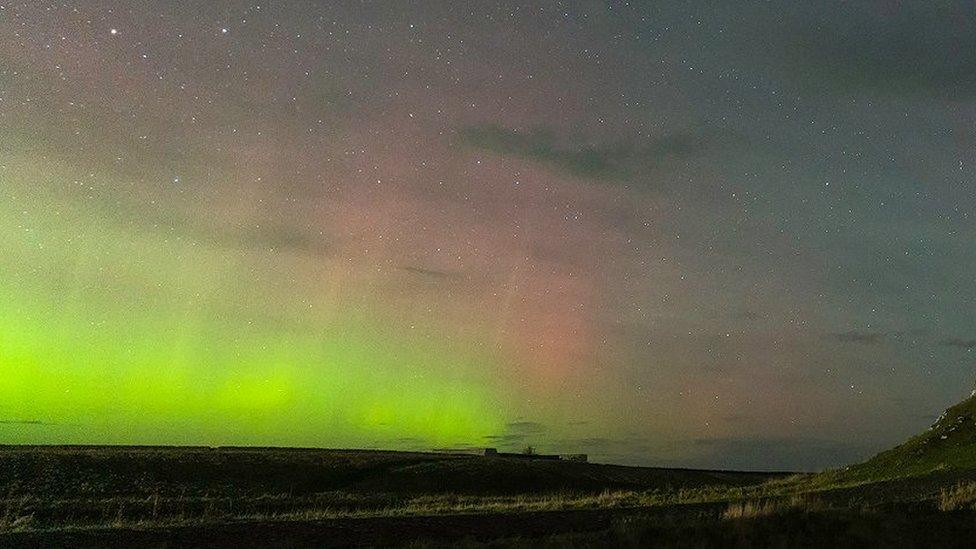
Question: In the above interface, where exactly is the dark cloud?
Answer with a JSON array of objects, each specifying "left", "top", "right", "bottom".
[
  {"left": 480, "top": 421, "right": 548, "bottom": 448},
  {"left": 189, "top": 224, "right": 332, "bottom": 256},
  {"left": 720, "top": 413, "right": 754, "bottom": 423},
  {"left": 159, "top": 223, "right": 329, "bottom": 256},
  {"left": 460, "top": 125, "right": 629, "bottom": 179},
  {"left": 553, "top": 437, "right": 660, "bottom": 462},
  {"left": 734, "top": 310, "right": 763, "bottom": 322},
  {"left": 827, "top": 331, "right": 886, "bottom": 345},
  {"left": 572, "top": 437, "right": 614, "bottom": 448},
  {"left": 103, "top": 200, "right": 333, "bottom": 257},
  {"left": 545, "top": 435, "right": 871, "bottom": 471},
  {"left": 399, "top": 266, "right": 464, "bottom": 281},
  {"left": 941, "top": 338, "right": 976, "bottom": 350},
  {"left": 771, "top": 2, "right": 976, "bottom": 98},
  {"left": 393, "top": 437, "right": 425, "bottom": 444},
  {"left": 689, "top": 437, "right": 876, "bottom": 472},
  {"left": 827, "top": 331, "right": 975, "bottom": 350},
  {"left": 505, "top": 421, "right": 546, "bottom": 434},
  {"left": 460, "top": 125, "right": 706, "bottom": 180},
  {"left": 482, "top": 434, "right": 527, "bottom": 444}
]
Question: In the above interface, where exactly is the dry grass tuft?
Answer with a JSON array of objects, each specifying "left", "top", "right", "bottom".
[
  {"left": 938, "top": 482, "right": 976, "bottom": 512},
  {"left": 721, "top": 496, "right": 823, "bottom": 520}
]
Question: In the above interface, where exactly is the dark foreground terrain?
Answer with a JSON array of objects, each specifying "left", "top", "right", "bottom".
[{"left": 4, "top": 395, "right": 976, "bottom": 547}]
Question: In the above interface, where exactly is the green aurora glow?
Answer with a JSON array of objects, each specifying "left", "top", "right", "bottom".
[{"left": 1, "top": 156, "right": 505, "bottom": 446}]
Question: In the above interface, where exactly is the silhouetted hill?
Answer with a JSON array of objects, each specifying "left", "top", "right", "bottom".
[{"left": 0, "top": 445, "right": 780, "bottom": 499}]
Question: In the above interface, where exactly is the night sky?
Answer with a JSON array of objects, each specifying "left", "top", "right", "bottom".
[{"left": 2, "top": 1, "right": 975, "bottom": 471}]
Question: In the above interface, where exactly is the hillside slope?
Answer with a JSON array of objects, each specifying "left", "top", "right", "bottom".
[{"left": 825, "top": 392, "right": 976, "bottom": 485}]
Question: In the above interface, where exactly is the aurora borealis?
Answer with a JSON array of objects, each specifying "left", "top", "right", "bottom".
[{"left": 2, "top": 1, "right": 975, "bottom": 470}]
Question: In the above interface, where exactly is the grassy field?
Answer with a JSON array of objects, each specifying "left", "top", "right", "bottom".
[
  {"left": 0, "top": 446, "right": 778, "bottom": 531},
  {"left": 4, "top": 395, "right": 976, "bottom": 546}
]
